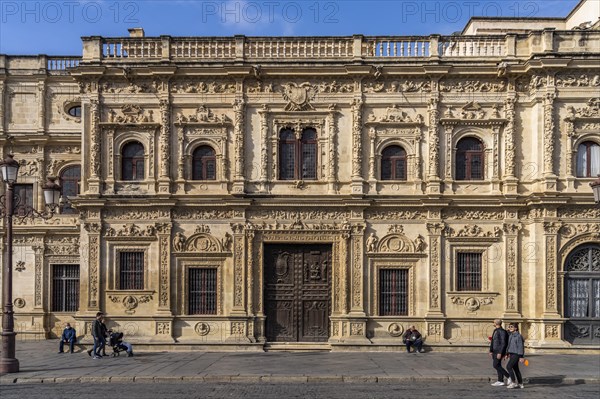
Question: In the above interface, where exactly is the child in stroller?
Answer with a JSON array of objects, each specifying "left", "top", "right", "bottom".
[{"left": 108, "top": 331, "right": 134, "bottom": 357}]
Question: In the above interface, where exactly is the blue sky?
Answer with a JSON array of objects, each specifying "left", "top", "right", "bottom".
[{"left": 0, "top": 0, "right": 582, "bottom": 55}]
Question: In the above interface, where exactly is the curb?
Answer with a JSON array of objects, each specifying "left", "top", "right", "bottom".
[{"left": 1, "top": 375, "right": 599, "bottom": 385}]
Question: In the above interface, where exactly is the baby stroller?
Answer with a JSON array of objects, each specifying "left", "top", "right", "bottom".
[{"left": 109, "top": 331, "right": 132, "bottom": 357}]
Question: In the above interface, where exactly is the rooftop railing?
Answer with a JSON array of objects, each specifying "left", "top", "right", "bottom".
[{"left": 73, "top": 30, "right": 598, "bottom": 63}]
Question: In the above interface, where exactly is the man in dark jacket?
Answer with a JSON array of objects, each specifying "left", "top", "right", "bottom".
[
  {"left": 90, "top": 312, "right": 105, "bottom": 359},
  {"left": 58, "top": 323, "right": 76, "bottom": 353},
  {"left": 489, "top": 319, "right": 510, "bottom": 386},
  {"left": 403, "top": 325, "right": 424, "bottom": 353}
]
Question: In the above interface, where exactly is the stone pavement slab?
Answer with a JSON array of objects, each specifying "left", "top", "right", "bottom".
[{"left": 1, "top": 340, "right": 598, "bottom": 385}]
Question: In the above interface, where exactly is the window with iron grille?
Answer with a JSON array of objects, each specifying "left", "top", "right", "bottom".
[
  {"left": 456, "top": 137, "right": 484, "bottom": 180},
  {"left": 192, "top": 145, "right": 217, "bottom": 180},
  {"left": 13, "top": 184, "right": 34, "bottom": 212},
  {"left": 59, "top": 165, "right": 81, "bottom": 214},
  {"left": 565, "top": 245, "right": 600, "bottom": 318},
  {"left": 119, "top": 251, "right": 144, "bottom": 290},
  {"left": 456, "top": 252, "right": 482, "bottom": 291},
  {"left": 379, "top": 269, "right": 408, "bottom": 316},
  {"left": 121, "top": 141, "right": 145, "bottom": 181},
  {"left": 381, "top": 145, "right": 407, "bottom": 180},
  {"left": 188, "top": 268, "right": 217, "bottom": 314},
  {"left": 278, "top": 127, "right": 318, "bottom": 180},
  {"left": 52, "top": 264, "right": 79, "bottom": 312}
]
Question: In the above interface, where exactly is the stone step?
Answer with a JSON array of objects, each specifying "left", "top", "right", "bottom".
[{"left": 264, "top": 342, "right": 332, "bottom": 352}]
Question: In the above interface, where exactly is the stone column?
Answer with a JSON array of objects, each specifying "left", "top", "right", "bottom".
[
  {"left": 542, "top": 221, "right": 561, "bottom": 317},
  {"left": 32, "top": 245, "right": 44, "bottom": 310},
  {"left": 503, "top": 222, "right": 522, "bottom": 317},
  {"left": 491, "top": 125, "right": 501, "bottom": 193},
  {"left": 105, "top": 128, "right": 115, "bottom": 194},
  {"left": 426, "top": 94, "right": 442, "bottom": 194},
  {"left": 503, "top": 94, "right": 518, "bottom": 194},
  {"left": 158, "top": 99, "right": 171, "bottom": 195},
  {"left": 426, "top": 221, "right": 445, "bottom": 317},
  {"left": 350, "top": 98, "right": 364, "bottom": 195},
  {"left": 232, "top": 98, "right": 246, "bottom": 194}
]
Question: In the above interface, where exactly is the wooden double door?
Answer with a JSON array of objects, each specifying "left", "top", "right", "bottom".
[{"left": 264, "top": 244, "right": 331, "bottom": 342}]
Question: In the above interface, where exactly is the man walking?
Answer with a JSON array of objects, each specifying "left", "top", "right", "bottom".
[
  {"left": 90, "top": 312, "right": 106, "bottom": 359},
  {"left": 489, "top": 319, "right": 510, "bottom": 386}
]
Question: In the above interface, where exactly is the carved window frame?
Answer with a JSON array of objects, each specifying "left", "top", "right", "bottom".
[
  {"left": 370, "top": 260, "right": 415, "bottom": 317},
  {"left": 455, "top": 136, "right": 486, "bottom": 181},
  {"left": 109, "top": 246, "right": 150, "bottom": 292},
  {"left": 177, "top": 257, "right": 225, "bottom": 316},
  {"left": 184, "top": 136, "right": 226, "bottom": 183},
  {"left": 446, "top": 241, "right": 498, "bottom": 294},
  {"left": 45, "top": 255, "right": 80, "bottom": 313},
  {"left": 112, "top": 130, "right": 155, "bottom": 183},
  {"left": 270, "top": 115, "right": 328, "bottom": 183},
  {"left": 574, "top": 139, "right": 600, "bottom": 178}
]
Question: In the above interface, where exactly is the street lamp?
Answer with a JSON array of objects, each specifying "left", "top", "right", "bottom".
[
  {"left": 591, "top": 175, "right": 600, "bottom": 204},
  {"left": 0, "top": 154, "right": 61, "bottom": 374}
]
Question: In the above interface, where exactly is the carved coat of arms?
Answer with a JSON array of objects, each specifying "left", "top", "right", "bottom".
[{"left": 281, "top": 82, "right": 317, "bottom": 111}]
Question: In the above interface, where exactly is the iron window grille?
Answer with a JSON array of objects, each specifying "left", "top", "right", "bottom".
[
  {"left": 188, "top": 268, "right": 217, "bottom": 315},
  {"left": 379, "top": 269, "right": 408, "bottom": 316},
  {"left": 119, "top": 251, "right": 144, "bottom": 290},
  {"left": 456, "top": 252, "right": 482, "bottom": 291},
  {"left": 51, "top": 264, "right": 80, "bottom": 312}
]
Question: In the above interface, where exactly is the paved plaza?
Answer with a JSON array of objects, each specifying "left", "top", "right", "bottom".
[{"left": 0, "top": 340, "right": 598, "bottom": 386}]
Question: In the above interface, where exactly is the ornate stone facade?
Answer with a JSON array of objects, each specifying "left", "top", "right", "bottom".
[{"left": 1, "top": 8, "right": 599, "bottom": 351}]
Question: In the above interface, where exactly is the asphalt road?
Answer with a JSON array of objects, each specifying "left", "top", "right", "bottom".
[{"left": 1, "top": 382, "right": 598, "bottom": 399}]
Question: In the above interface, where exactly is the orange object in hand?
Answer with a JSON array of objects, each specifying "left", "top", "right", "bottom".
[{"left": 524, "top": 359, "right": 529, "bottom": 366}]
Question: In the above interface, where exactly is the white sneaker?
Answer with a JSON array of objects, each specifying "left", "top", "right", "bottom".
[
  {"left": 507, "top": 378, "right": 513, "bottom": 385},
  {"left": 491, "top": 381, "right": 505, "bottom": 386},
  {"left": 518, "top": 384, "right": 524, "bottom": 389},
  {"left": 506, "top": 383, "right": 519, "bottom": 389}
]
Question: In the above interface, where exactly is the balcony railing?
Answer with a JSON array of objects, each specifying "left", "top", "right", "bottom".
[
  {"left": 47, "top": 57, "right": 81, "bottom": 70},
  {"left": 79, "top": 30, "right": 599, "bottom": 63}
]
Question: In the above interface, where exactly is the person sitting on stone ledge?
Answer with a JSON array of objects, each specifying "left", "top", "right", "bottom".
[
  {"left": 403, "top": 325, "right": 425, "bottom": 353},
  {"left": 58, "top": 323, "right": 77, "bottom": 354}
]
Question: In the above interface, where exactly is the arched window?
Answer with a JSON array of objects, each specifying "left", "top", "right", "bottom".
[
  {"left": 576, "top": 141, "right": 600, "bottom": 178},
  {"left": 192, "top": 145, "right": 216, "bottom": 180},
  {"left": 278, "top": 128, "right": 318, "bottom": 180},
  {"left": 121, "top": 141, "right": 145, "bottom": 181},
  {"left": 456, "top": 137, "right": 484, "bottom": 180},
  {"left": 564, "top": 244, "right": 600, "bottom": 345},
  {"left": 381, "top": 145, "right": 407, "bottom": 180},
  {"left": 59, "top": 165, "right": 80, "bottom": 214}
]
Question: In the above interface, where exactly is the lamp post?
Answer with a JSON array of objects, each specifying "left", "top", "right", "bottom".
[
  {"left": 591, "top": 175, "right": 600, "bottom": 204},
  {"left": 0, "top": 154, "right": 61, "bottom": 374}
]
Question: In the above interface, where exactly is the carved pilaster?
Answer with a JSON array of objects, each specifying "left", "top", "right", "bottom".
[
  {"left": 443, "top": 124, "right": 454, "bottom": 181},
  {"left": 32, "top": 245, "right": 44, "bottom": 309},
  {"left": 36, "top": 157, "right": 45, "bottom": 213},
  {"left": 158, "top": 99, "right": 171, "bottom": 194},
  {"left": 368, "top": 127, "right": 377, "bottom": 183},
  {"left": 232, "top": 98, "right": 246, "bottom": 194},
  {"left": 0, "top": 80, "right": 5, "bottom": 134},
  {"left": 350, "top": 98, "right": 364, "bottom": 195},
  {"left": 426, "top": 222, "right": 444, "bottom": 316},
  {"left": 259, "top": 105, "right": 269, "bottom": 192},
  {"left": 427, "top": 94, "right": 441, "bottom": 194},
  {"left": 37, "top": 80, "right": 46, "bottom": 133},
  {"left": 503, "top": 95, "right": 518, "bottom": 194},
  {"left": 231, "top": 223, "right": 246, "bottom": 314},
  {"left": 503, "top": 222, "right": 522, "bottom": 317},
  {"left": 157, "top": 224, "right": 172, "bottom": 313},
  {"left": 327, "top": 105, "right": 338, "bottom": 194},
  {"left": 350, "top": 224, "right": 365, "bottom": 314},
  {"left": 175, "top": 124, "right": 185, "bottom": 192},
  {"left": 246, "top": 229, "right": 256, "bottom": 341},
  {"left": 88, "top": 99, "right": 101, "bottom": 194},
  {"left": 84, "top": 222, "right": 102, "bottom": 310},
  {"left": 337, "top": 230, "right": 349, "bottom": 315},
  {"left": 542, "top": 90, "right": 558, "bottom": 191},
  {"left": 542, "top": 222, "right": 561, "bottom": 316}
]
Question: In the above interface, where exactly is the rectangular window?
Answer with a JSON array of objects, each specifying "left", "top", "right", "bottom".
[
  {"left": 457, "top": 252, "right": 482, "bottom": 291},
  {"left": 379, "top": 269, "right": 408, "bottom": 316},
  {"left": 13, "top": 184, "right": 34, "bottom": 211},
  {"left": 52, "top": 264, "right": 79, "bottom": 312},
  {"left": 188, "top": 268, "right": 217, "bottom": 314},
  {"left": 119, "top": 251, "right": 144, "bottom": 290}
]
